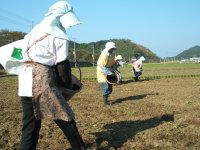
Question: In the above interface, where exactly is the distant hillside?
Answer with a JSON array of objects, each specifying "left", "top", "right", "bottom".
[
  {"left": 175, "top": 46, "right": 200, "bottom": 59},
  {"left": 71, "top": 39, "right": 160, "bottom": 63},
  {"left": 0, "top": 30, "right": 25, "bottom": 46},
  {"left": 0, "top": 30, "right": 160, "bottom": 63}
]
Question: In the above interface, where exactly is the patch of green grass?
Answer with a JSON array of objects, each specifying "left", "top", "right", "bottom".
[
  {"left": 72, "top": 62, "right": 200, "bottom": 79},
  {"left": 143, "top": 62, "right": 200, "bottom": 69}
]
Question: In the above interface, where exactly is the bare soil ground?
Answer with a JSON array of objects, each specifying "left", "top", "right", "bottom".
[{"left": 0, "top": 76, "right": 200, "bottom": 150}]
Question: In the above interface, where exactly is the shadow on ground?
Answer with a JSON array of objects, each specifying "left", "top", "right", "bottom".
[
  {"left": 90, "top": 114, "right": 174, "bottom": 149},
  {"left": 111, "top": 93, "right": 159, "bottom": 105}
]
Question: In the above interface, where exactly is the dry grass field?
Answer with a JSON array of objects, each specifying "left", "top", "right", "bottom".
[{"left": 0, "top": 63, "right": 200, "bottom": 150}]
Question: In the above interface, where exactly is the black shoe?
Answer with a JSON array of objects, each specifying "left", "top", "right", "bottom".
[
  {"left": 103, "top": 95, "right": 109, "bottom": 106},
  {"left": 134, "top": 77, "right": 139, "bottom": 81}
]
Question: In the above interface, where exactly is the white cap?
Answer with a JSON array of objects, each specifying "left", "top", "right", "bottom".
[
  {"left": 105, "top": 42, "right": 116, "bottom": 50},
  {"left": 139, "top": 56, "right": 146, "bottom": 61},
  {"left": 115, "top": 55, "right": 123, "bottom": 60}
]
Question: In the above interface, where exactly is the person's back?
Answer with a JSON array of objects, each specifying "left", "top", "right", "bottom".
[
  {"left": 132, "top": 56, "right": 146, "bottom": 81},
  {"left": 132, "top": 59, "right": 142, "bottom": 71}
]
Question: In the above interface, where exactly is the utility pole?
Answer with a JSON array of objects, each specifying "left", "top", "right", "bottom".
[
  {"left": 73, "top": 39, "right": 77, "bottom": 68},
  {"left": 31, "top": 21, "right": 34, "bottom": 29},
  {"left": 92, "top": 44, "right": 95, "bottom": 67}
]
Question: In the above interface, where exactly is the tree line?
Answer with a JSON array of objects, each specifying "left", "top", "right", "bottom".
[{"left": 0, "top": 30, "right": 160, "bottom": 64}]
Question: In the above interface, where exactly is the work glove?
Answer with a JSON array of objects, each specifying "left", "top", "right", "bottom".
[{"left": 102, "top": 67, "right": 114, "bottom": 76}]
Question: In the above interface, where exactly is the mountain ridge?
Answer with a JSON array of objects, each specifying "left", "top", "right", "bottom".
[{"left": 175, "top": 45, "right": 200, "bottom": 59}]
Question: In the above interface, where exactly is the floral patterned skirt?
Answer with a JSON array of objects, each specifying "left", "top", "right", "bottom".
[{"left": 32, "top": 63, "right": 75, "bottom": 121}]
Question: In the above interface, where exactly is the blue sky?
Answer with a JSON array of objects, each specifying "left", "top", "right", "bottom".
[{"left": 0, "top": 0, "right": 200, "bottom": 58}]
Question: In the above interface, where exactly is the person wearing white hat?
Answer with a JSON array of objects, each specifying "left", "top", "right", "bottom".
[
  {"left": 14, "top": 1, "right": 86, "bottom": 149},
  {"left": 97, "top": 41, "right": 117, "bottom": 106},
  {"left": 132, "top": 56, "right": 146, "bottom": 81},
  {"left": 111, "top": 55, "right": 124, "bottom": 83},
  {"left": 114, "top": 55, "right": 124, "bottom": 69}
]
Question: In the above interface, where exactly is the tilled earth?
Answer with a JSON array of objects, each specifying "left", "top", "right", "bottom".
[{"left": 0, "top": 77, "right": 200, "bottom": 150}]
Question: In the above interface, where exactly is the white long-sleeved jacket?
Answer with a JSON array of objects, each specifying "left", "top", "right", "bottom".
[{"left": 18, "top": 33, "right": 69, "bottom": 97}]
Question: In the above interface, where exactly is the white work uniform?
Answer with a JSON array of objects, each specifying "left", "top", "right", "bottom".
[
  {"left": 132, "top": 59, "right": 143, "bottom": 72},
  {"left": 18, "top": 32, "right": 69, "bottom": 97},
  {"left": 97, "top": 49, "right": 115, "bottom": 83}
]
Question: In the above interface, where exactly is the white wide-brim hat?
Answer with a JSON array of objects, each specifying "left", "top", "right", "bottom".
[
  {"left": 105, "top": 42, "right": 116, "bottom": 50},
  {"left": 46, "top": 1, "right": 83, "bottom": 29},
  {"left": 60, "top": 11, "right": 82, "bottom": 30},
  {"left": 35, "top": 1, "right": 82, "bottom": 39},
  {"left": 115, "top": 55, "right": 123, "bottom": 60},
  {"left": 139, "top": 56, "right": 146, "bottom": 61}
]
